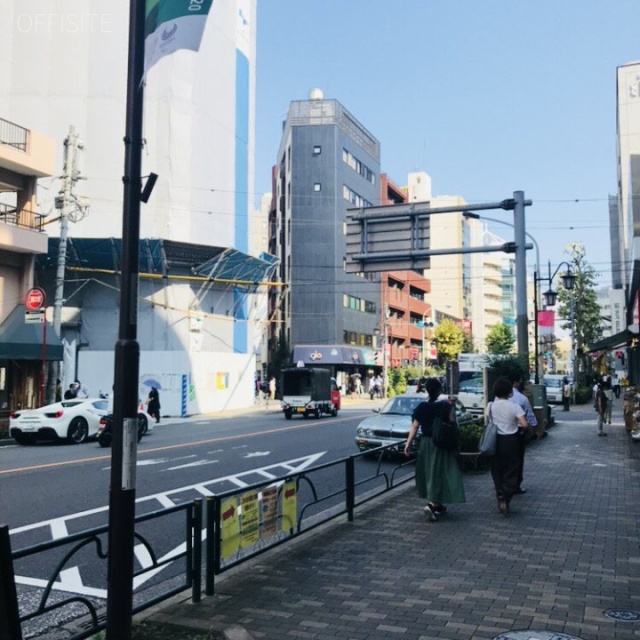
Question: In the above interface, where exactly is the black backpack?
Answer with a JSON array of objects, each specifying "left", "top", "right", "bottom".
[{"left": 430, "top": 403, "right": 459, "bottom": 451}]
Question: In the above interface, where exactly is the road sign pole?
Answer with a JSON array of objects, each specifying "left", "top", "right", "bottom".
[{"left": 40, "top": 316, "right": 46, "bottom": 407}]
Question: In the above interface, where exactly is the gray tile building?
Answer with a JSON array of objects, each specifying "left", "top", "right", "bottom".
[{"left": 269, "top": 93, "right": 383, "bottom": 373}]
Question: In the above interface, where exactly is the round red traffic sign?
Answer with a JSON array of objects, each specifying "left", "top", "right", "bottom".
[{"left": 25, "top": 287, "right": 45, "bottom": 312}]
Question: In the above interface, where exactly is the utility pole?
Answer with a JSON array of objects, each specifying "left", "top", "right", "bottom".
[{"left": 46, "top": 126, "right": 87, "bottom": 403}]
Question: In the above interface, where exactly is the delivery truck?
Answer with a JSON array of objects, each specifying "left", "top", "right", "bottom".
[{"left": 280, "top": 367, "right": 341, "bottom": 419}]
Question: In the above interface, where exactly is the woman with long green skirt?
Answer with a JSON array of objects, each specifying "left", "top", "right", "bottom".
[{"left": 404, "top": 378, "right": 466, "bottom": 521}]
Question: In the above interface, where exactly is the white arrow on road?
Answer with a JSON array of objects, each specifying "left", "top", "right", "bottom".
[{"left": 11, "top": 452, "right": 327, "bottom": 597}]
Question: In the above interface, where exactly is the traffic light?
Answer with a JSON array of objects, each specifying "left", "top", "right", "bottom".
[{"left": 616, "top": 350, "right": 625, "bottom": 365}]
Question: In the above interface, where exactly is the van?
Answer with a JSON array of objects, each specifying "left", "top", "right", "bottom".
[{"left": 542, "top": 374, "right": 565, "bottom": 403}]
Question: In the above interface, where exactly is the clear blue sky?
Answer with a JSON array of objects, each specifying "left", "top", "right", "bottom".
[{"left": 254, "top": 0, "right": 640, "bottom": 287}]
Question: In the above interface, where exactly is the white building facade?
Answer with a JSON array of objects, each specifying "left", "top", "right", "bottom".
[{"left": 0, "top": 1, "right": 262, "bottom": 414}]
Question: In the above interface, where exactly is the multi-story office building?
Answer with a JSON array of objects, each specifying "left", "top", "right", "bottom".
[
  {"left": 615, "top": 62, "right": 640, "bottom": 293},
  {"left": 591, "top": 62, "right": 640, "bottom": 380},
  {"left": 271, "top": 92, "right": 382, "bottom": 382}
]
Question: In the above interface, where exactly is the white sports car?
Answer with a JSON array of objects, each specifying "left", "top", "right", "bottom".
[{"left": 10, "top": 398, "right": 111, "bottom": 445}]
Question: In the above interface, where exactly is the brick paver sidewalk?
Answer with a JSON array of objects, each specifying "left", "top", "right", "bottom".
[{"left": 145, "top": 400, "right": 640, "bottom": 640}]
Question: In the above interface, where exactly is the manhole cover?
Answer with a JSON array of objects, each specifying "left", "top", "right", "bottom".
[
  {"left": 603, "top": 609, "right": 640, "bottom": 622},
  {"left": 494, "top": 632, "right": 583, "bottom": 640}
]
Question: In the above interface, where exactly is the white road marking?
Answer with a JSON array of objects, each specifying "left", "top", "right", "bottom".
[
  {"left": 11, "top": 453, "right": 326, "bottom": 536},
  {"left": 244, "top": 451, "right": 270, "bottom": 458},
  {"left": 12, "top": 454, "right": 330, "bottom": 598},
  {"left": 137, "top": 458, "right": 169, "bottom": 466},
  {"left": 50, "top": 519, "right": 69, "bottom": 540},
  {"left": 166, "top": 459, "right": 219, "bottom": 471}
]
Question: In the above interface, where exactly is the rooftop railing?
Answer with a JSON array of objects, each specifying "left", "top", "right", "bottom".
[{"left": 0, "top": 117, "right": 28, "bottom": 151}]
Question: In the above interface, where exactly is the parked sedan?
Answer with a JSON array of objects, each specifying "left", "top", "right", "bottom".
[
  {"left": 355, "top": 394, "right": 474, "bottom": 455},
  {"left": 10, "top": 398, "right": 110, "bottom": 445}
]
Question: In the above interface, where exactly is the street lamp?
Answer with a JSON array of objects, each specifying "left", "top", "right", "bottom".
[{"left": 533, "top": 260, "right": 576, "bottom": 384}]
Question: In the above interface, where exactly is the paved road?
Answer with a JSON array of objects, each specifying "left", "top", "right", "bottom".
[{"left": 142, "top": 398, "right": 640, "bottom": 640}]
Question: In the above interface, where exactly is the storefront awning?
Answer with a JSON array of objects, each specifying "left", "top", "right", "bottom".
[
  {"left": 585, "top": 328, "right": 637, "bottom": 354},
  {"left": 0, "top": 305, "right": 63, "bottom": 360},
  {"left": 292, "top": 345, "right": 377, "bottom": 366}
]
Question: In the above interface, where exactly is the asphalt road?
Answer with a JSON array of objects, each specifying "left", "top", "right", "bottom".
[
  {"left": 5, "top": 402, "right": 406, "bottom": 637},
  {"left": 1, "top": 404, "right": 383, "bottom": 532}
]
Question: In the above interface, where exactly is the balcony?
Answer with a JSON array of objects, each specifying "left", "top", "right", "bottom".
[
  {"left": 0, "top": 204, "right": 47, "bottom": 253},
  {"left": 0, "top": 117, "right": 55, "bottom": 181}
]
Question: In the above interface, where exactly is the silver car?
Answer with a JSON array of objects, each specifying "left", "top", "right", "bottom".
[{"left": 355, "top": 394, "right": 473, "bottom": 454}]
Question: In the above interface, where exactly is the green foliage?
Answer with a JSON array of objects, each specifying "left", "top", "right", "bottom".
[
  {"left": 575, "top": 385, "right": 594, "bottom": 404},
  {"left": 556, "top": 243, "right": 601, "bottom": 387},
  {"left": 434, "top": 319, "right": 465, "bottom": 365},
  {"left": 485, "top": 323, "right": 516, "bottom": 355},
  {"left": 388, "top": 367, "right": 407, "bottom": 397},
  {"left": 486, "top": 354, "right": 528, "bottom": 384},
  {"left": 461, "top": 330, "right": 475, "bottom": 353},
  {"left": 457, "top": 419, "right": 484, "bottom": 453}
]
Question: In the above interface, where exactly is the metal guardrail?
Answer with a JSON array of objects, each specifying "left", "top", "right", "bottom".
[
  {"left": 1, "top": 443, "right": 414, "bottom": 640},
  {"left": 1, "top": 500, "right": 202, "bottom": 640},
  {"left": 0, "top": 203, "right": 45, "bottom": 232},
  {"left": 204, "top": 444, "right": 415, "bottom": 594},
  {"left": 0, "top": 118, "right": 28, "bottom": 151}
]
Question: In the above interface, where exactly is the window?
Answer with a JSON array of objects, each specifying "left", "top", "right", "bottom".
[
  {"left": 343, "top": 294, "right": 376, "bottom": 315},
  {"left": 313, "top": 145, "right": 321, "bottom": 155},
  {"left": 314, "top": 183, "right": 322, "bottom": 192},
  {"left": 342, "top": 148, "right": 376, "bottom": 184},
  {"left": 342, "top": 184, "right": 372, "bottom": 208}
]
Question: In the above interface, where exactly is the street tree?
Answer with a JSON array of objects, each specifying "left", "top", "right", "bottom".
[
  {"left": 434, "top": 318, "right": 464, "bottom": 364},
  {"left": 462, "top": 330, "right": 475, "bottom": 353},
  {"left": 556, "top": 243, "right": 601, "bottom": 387},
  {"left": 485, "top": 323, "right": 516, "bottom": 354}
]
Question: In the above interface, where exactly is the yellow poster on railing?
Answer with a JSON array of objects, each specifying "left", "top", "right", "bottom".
[
  {"left": 240, "top": 490, "right": 260, "bottom": 548},
  {"left": 220, "top": 497, "right": 239, "bottom": 560},
  {"left": 281, "top": 481, "right": 297, "bottom": 532},
  {"left": 261, "top": 486, "right": 278, "bottom": 539}
]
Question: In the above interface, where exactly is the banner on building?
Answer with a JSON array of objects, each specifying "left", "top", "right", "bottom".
[{"left": 144, "top": 0, "right": 214, "bottom": 77}]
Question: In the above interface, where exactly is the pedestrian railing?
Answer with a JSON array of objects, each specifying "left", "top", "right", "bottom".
[
  {"left": 1, "top": 500, "right": 202, "bottom": 640},
  {"left": 204, "top": 444, "right": 415, "bottom": 594},
  {"left": 1, "top": 443, "right": 413, "bottom": 640}
]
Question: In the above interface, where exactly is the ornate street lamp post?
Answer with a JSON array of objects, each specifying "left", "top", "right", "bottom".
[{"left": 533, "top": 260, "right": 576, "bottom": 384}]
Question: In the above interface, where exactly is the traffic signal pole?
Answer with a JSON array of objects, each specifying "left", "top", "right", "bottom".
[
  {"left": 513, "top": 191, "right": 530, "bottom": 363},
  {"left": 105, "top": 1, "right": 145, "bottom": 638}
]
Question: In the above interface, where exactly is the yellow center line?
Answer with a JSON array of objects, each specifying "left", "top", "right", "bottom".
[{"left": 0, "top": 413, "right": 361, "bottom": 476}]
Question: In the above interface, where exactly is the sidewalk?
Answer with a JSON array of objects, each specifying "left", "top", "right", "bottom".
[{"left": 141, "top": 400, "right": 640, "bottom": 640}]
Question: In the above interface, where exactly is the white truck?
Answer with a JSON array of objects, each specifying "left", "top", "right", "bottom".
[{"left": 455, "top": 353, "right": 488, "bottom": 417}]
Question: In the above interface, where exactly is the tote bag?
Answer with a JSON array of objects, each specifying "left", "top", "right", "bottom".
[{"left": 478, "top": 404, "right": 498, "bottom": 456}]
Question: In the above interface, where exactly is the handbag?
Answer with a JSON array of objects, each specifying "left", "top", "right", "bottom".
[
  {"left": 478, "top": 403, "right": 498, "bottom": 456},
  {"left": 431, "top": 403, "right": 459, "bottom": 451}
]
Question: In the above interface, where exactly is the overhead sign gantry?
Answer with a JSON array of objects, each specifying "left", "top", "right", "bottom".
[{"left": 344, "top": 191, "right": 532, "bottom": 359}]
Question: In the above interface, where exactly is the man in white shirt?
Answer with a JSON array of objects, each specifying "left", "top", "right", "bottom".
[{"left": 75, "top": 380, "right": 90, "bottom": 398}]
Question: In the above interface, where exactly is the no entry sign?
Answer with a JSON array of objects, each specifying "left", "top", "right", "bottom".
[{"left": 25, "top": 287, "right": 45, "bottom": 312}]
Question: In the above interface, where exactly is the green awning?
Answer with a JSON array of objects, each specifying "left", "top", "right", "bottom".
[
  {"left": 0, "top": 305, "right": 63, "bottom": 360},
  {"left": 585, "top": 329, "right": 636, "bottom": 354}
]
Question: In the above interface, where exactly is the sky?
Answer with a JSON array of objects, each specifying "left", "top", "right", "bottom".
[{"left": 254, "top": 0, "right": 640, "bottom": 289}]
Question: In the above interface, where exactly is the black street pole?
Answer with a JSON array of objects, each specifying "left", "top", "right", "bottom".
[
  {"left": 534, "top": 270, "right": 540, "bottom": 384},
  {"left": 105, "top": 1, "right": 145, "bottom": 638}
]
